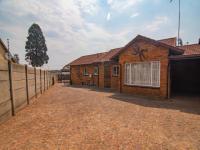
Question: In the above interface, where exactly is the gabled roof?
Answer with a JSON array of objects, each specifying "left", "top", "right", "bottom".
[
  {"left": 178, "top": 44, "right": 200, "bottom": 55},
  {"left": 68, "top": 48, "right": 122, "bottom": 66},
  {"left": 111, "top": 35, "right": 184, "bottom": 59},
  {"left": 99, "top": 48, "right": 122, "bottom": 62},
  {"left": 158, "top": 37, "right": 176, "bottom": 46}
]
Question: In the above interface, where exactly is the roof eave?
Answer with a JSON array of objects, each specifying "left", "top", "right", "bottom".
[{"left": 169, "top": 54, "right": 200, "bottom": 60}]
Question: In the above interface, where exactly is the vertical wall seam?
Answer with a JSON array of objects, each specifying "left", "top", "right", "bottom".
[{"left": 34, "top": 67, "right": 37, "bottom": 98}]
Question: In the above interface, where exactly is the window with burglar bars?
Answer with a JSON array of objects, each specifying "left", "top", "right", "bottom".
[
  {"left": 124, "top": 61, "right": 160, "bottom": 87},
  {"left": 112, "top": 65, "right": 119, "bottom": 76},
  {"left": 83, "top": 68, "right": 88, "bottom": 76},
  {"left": 93, "top": 66, "right": 98, "bottom": 75}
]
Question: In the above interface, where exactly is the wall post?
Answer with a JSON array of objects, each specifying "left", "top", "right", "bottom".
[
  {"left": 34, "top": 67, "right": 37, "bottom": 98},
  {"left": 8, "top": 61, "right": 15, "bottom": 116},
  {"left": 25, "top": 65, "right": 29, "bottom": 105}
]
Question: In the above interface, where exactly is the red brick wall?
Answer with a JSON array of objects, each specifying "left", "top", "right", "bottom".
[
  {"left": 71, "top": 62, "right": 115, "bottom": 89},
  {"left": 71, "top": 65, "right": 99, "bottom": 86},
  {"left": 111, "top": 64, "right": 120, "bottom": 91},
  {"left": 119, "top": 40, "right": 169, "bottom": 98},
  {"left": 98, "top": 63, "right": 104, "bottom": 88}
]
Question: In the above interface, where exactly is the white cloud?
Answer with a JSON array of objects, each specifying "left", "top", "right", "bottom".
[
  {"left": 146, "top": 16, "right": 169, "bottom": 32},
  {"left": 106, "top": 12, "right": 111, "bottom": 21},
  {"left": 130, "top": 12, "right": 140, "bottom": 18},
  {"left": 107, "top": 0, "right": 142, "bottom": 12},
  {"left": 75, "top": 0, "right": 99, "bottom": 15},
  {"left": 0, "top": 0, "right": 130, "bottom": 69}
]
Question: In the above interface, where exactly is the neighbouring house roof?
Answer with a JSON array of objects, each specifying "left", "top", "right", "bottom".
[
  {"left": 169, "top": 44, "right": 200, "bottom": 60},
  {"left": 178, "top": 44, "right": 200, "bottom": 55},
  {"left": 68, "top": 52, "right": 107, "bottom": 66},
  {"left": 68, "top": 48, "right": 122, "bottom": 66},
  {"left": 111, "top": 35, "right": 184, "bottom": 59},
  {"left": 0, "top": 38, "right": 9, "bottom": 53},
  {"left": 158, "top": 37, "right": 177, "bottom": 46},
  {"left": 0, "top": 38, "right": 16, "bottom": 63}
]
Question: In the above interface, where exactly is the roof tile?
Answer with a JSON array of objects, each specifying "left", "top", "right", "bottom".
[
  {"left": 178, "top": 44, "right": 200, "bottom": 55},
  {"left": 68, "top": 48, "right": 121, "bottom": 66}
]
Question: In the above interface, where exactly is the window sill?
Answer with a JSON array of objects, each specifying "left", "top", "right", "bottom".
[
  {"left": 124, "top": 84, "right": 160, "bottom": 89},
  {"left": 83, "top": 74, "right": 89, "bottom": 76},
  {"left": 93, "top": 74, "right": 99, "bottom": 76}
]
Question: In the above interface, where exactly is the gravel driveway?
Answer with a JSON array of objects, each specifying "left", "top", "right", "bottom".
[{"left": 0, "top": 84, "right": 200, "bottom": 150}]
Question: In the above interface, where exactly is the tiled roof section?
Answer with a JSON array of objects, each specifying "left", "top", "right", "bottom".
[
  {"left": 68, "top": 52, "right": 107, "bottom": 66},
  {"left": 178, "top": 44, "right": 200, "bottom": 55},
  {"left": 158, "top": 37, "right": 176, "bottom": 46},
  {"left": 99, "top": 48, "right": 122, "bottom": 62},
  {"left": 68, "top": 47, "right": 122, "bottom": 66}
]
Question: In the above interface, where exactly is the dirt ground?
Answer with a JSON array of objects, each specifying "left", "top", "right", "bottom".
[{"left": 0, "top": 84, "right": 200, "bottom": 150}]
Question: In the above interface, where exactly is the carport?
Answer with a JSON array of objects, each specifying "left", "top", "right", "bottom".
[{"left": 169, "top": 55, "right": 200, "bottom": 97}]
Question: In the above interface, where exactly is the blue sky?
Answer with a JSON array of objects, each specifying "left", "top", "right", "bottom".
[{"left": 0, "top": 0, "right": 199, "bottom": 69}]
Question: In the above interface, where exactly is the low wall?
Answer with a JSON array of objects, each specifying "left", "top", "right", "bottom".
[{"left": 0, "top": 60, "right": 57, "bottom": 124}]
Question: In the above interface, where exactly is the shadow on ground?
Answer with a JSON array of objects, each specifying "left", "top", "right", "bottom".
[{"left": 64, "top": 84, "right": 200, "bottom": 115}]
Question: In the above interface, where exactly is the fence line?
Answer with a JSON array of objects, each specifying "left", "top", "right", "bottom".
[{"left": 0, "top": 60, "right": 57, "bottom": 124}]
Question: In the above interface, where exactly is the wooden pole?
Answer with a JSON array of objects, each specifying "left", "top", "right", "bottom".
[
  {"left": 8, "top": 61, "right": 15, "bottom": 116},
  {"left": 25, "top": 65, "right": 29, "bottom": 105}
]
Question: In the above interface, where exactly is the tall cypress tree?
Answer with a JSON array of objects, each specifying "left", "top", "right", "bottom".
[{"left": 25, "top": 23, "right": 49, "bottom": 67}]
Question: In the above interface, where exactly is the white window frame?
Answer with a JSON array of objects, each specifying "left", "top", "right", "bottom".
[
  {"left": 83, "top": 68, "right": 88, "bottom": 76},
  {"left": 112, "top": 65, "right": 119, "bottom": 76},
  {"left": 124, "top": 61, "right": 160, "bottom": 88},
  {"left": 93, "top": 66, "right": 99, "bottom": 75}
]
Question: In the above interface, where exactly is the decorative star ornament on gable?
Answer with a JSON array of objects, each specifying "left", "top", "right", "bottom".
[{"left": 132, "top": 44, "right": 148, "bottom": 61}]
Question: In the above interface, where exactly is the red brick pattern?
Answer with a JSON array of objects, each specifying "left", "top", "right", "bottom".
[
  {"left": 119, "top": 40, "right": 169, "bottom": 98},
  {"left": 71, "top": 65, "right": 99, "bottom": 86},
  {"left": 158, "top": 37, "right": 176, "bottom": 46}
]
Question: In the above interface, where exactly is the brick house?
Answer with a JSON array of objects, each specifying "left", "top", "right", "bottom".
[
  {"left": 69, "top": 48, "right": 121, "bottom": 89},
  {"left": 69, "top": 35, "right": 200, "bottom": 98}
]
